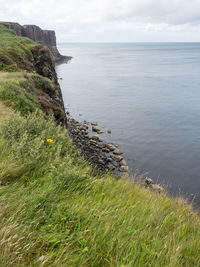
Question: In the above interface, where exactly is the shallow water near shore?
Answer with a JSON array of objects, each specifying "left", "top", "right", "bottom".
[{"left": 56, "top": 43, "right": 200, "bottom": 205}]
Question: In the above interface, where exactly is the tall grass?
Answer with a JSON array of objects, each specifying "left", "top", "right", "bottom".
[{"left": 0, "top": 109, "right": 199, "bottom": 266}]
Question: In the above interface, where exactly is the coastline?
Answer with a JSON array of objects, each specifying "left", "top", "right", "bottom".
[{"left": 0, "top": 23, "right": 200, "bottom": 266}]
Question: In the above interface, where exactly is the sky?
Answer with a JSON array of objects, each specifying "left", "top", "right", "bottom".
[{"left": 1, "top": 0, "right": 200, "bottom": 43}]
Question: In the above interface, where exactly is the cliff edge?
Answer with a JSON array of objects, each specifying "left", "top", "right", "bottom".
[
  {"left": 0, "top": 23, "right": 67, "bottom": 126},
  {"left": 0, "top": 21, "right": 71, "bottom": 64}
]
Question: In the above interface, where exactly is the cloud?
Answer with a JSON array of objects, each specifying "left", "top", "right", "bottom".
[{"left": 0, "top": 0, "right": 200, "bottom": 41}]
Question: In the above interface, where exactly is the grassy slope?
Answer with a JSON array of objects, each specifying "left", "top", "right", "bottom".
[
  {"left": 0, "top": 26, "right": 200, "bottom": 267},
  {"left": 0, "top": 25, "right": 35, "bottom": 72}
]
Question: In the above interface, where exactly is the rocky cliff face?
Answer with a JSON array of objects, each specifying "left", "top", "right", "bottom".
[
  {"left": 23, "top": 25, "right": 56, "bottom": 46},
  {"left": 0, "top": 22, "right": 70, "bottom": 64},
  {"left": 0, "top": 22, "right": 23, "bottom": 35}
]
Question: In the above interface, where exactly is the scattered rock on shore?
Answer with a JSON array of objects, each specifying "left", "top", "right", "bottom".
[
  {"left": 91, "top": 122, "right": 98, "bottom": 126},
  {"left": 92, "top": 126, "right": 102, "bottom": 134},
  {"left": 120, "top": 159, "right": 127, "bottom": 166},
  {"left": 120, "top": 166, "right": 129, "bottom": 172},
  {"left": 145, "top": 177, "right": 164, "bottom": 193},
  {"left": 91, "top": 135, "right": 103, "bottom": 142},
  {"left": 113, "top": 149, "right": 123, "bottom": 155},
  {"left": 105, "top": 143, "right": 115, "bottom": 151}
]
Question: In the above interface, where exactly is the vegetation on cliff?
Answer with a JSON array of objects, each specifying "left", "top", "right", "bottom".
[{"left": 0, "top": 24, "right": 200, "bottom": 266}]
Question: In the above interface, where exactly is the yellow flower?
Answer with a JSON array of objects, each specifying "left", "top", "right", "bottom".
[
  {"left": 82, "top": 247, "right": 88, "bottom": 252},
  {"left": 46, "top": 138, "right": 53, "bottom": 143}
]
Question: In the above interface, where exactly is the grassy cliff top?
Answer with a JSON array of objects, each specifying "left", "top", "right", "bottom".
[
  {"left": 0, "top": 25, "right": 200, "bottom": 266},
  {"left": 0, "top": 25, "right": 35, "bottom": 72},
  {"left": 0, "top": 24, "right": 34, "bottom": 49}
]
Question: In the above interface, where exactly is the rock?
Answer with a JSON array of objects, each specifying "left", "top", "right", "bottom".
[
  {"left": 119, "top": 159, "right": 127, "bottom": 166},
  {"left": 112, "top": 161, "right": 120, "bottom": 168},
  {"left": 107, "top": 129, "right": 111, "bottom": 134},
  {"left": 108, "top": 163, "right": 115, "bottom": 171},
  {"left": 113, "top": 149, "right": 123, "bottom": 155},
  {"left": 117, "top": 156, "right": 124, "bottom": 161},
  {"left": 145, "top": 177, "right": 153, "bottom": 185},
  {"left": 106, "top": 157, "right": 113, "bottom": 162},
  {"left": 92, "top": 126, "right": 101, "bottom": 133},
  {"left": 102, "top": 148, "right": 110, "bottom": 153},
  {"left": 83, "top": 124, "right": 89, "bottom": 129},
  {"left": 0, "top": 22, "right": 24, "bottom": 35},
  {"left": 90, "top": 139, "right": 98, "bottom": 144},
  {"left": 91, "top": 122, "right": 98, "bottom": 126},
  {"left": 120, "top": 166, "right": 129, "bottom": 172},
  {"left": 98, "top": 159, "right": 105, "bottom": 165},
  {"left": 23, "top": 25, "right": 56, "bottom": 46},
  {"left": 91, "top": 136, "right": 103, "bottom": 142},
  {"left": 105, "top": 143, "right": 115, "bottom": 151}
]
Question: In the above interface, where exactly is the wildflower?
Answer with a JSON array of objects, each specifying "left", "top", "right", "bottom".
[
  {"left": 83, "top": 247, "right": 88, "bottom": 252},
  {"left": 46, "top": 138, "right": 53, "bottom": 143},
  {"left": 94, "top": 214, "right": 101, "bottom": 218}
]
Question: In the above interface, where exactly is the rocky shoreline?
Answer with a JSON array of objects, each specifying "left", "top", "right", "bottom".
[
  {"left": 66, "top": 115, "right": 129, "bottom": 177},
  {"left": 65, "top": 112, "right": 165, "bottom": 193}
]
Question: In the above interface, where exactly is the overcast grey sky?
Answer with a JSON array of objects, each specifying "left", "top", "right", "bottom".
[{"left": 1, "top": 0, "right": 200, "bottom": 42}]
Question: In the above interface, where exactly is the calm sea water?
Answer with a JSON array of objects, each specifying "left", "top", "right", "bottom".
[{"left": 56, "top": 43, "right": 200, "bottom": 205}]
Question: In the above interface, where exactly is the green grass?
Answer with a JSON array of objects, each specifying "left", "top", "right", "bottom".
[
  {"left": 0, "top": 109, "right": 199, "bottom": 266},
  {"left": 0, "top": 72, "right": 64, "bottom": 123},
  {"left": 0, "top": 25, "right": 55, "bottom": 80},
  {"left": 0, "top": 23, "right": 200, "bottom": 267},
  {"left": 0, "top": 25, "right": 35, "bottom": 72}
]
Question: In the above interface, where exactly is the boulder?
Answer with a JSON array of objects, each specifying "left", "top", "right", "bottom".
[
  {"left": 102, "top": 148, "right": 110, "bottom": 153},
  {"left": 105, "top": 143, "right": 115, "bottom": 151},
  {"left": 119, "top": 159, "right": 127, "bottom": 166},
  {"left": 92, "top": 126, "right": 101, "bottom": 133},
  {"left": 106, "top": 157, "right": 113, "bottom": 162},
  {"left": 91, "top": 136, "right": 103, "bottom": 142},
  {"left": 91, "top": 122, "right": 98, "bottom": 126},
  {"left": 145, "top": 177, "right": 153, "bottom": 185},
  {"left": 120, "top": 166, "right": 129, "bottom": 172},
  {"left": 113, "top": 149, "right": 123, "bottom": 155}
]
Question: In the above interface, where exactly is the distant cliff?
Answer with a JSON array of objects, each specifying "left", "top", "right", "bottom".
[{"left": 0, "top": 22, "right": 71, "bottom": 64}]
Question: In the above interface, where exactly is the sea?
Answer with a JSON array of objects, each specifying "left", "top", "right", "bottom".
[{"left": 56, "top": 43, "right": 200, "bottom": 206}]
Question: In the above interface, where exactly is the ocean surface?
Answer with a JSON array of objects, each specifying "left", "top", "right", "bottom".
[{"left": 56, "top": 43, "right": 200, "bottom": 205}]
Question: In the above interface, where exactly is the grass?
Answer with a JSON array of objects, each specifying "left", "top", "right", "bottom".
[
  {"left": 0, "top": 109, "right": 199, "bottom": 266},
  {"left": 0, "top": 101, "right": 13, "bottom": 122},
  {"left": 0, "top": 71, "right": 65, "bottom": 123},
  {"left": 0, "top": 23, "right": 200, "bottom": 267},
  {"left": 0, "top": 25, "right": 35, "bottom": 72}
]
